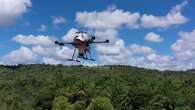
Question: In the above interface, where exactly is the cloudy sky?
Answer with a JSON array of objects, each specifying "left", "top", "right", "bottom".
[{"left": 0, "top": 0, "right": 195, "bottom": 70}]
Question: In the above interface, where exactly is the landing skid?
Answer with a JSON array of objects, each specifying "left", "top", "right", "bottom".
[
  {"left": 84, "top": 58, "right": 95, "bottom": 61},
  {"left": 67, "top": 59, "right": 80, "bottom": 62},
  {"left": 67, "top": 58, "right": 95, "bottom": 62}
]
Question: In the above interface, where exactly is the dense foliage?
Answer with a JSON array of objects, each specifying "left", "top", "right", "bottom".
[{"left": 0, "top": 64, "right": 195, "bottom": 110}]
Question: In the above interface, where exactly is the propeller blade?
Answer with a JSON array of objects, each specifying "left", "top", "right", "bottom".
[
  {"left": 91, "top": 36, "right": 95, "bottom": 40},
  {"left": 105, "top": 39, "right": 109, "bottom": 43},
  {"left": 54, "top": 41, "right": 59, "bottom": 44}
]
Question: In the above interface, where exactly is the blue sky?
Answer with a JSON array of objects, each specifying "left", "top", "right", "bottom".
[{"left": 0, "top": 0, "right": 195, "bottom": 70}]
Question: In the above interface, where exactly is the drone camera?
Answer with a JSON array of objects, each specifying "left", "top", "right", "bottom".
[{"left": 105, "top": 39, "right": 109, "bottom": 43}]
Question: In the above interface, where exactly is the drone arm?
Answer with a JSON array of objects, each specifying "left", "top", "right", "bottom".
[
  {"left": 90, "top": 40, "right": 109, "bottom": 44},
  {"left": 55, "top": 41, "right": 74, "bottom": 46}
]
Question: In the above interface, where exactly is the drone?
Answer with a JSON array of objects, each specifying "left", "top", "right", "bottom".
[{"left": 55, "top": 31, "right": 109, "bottom": 62}]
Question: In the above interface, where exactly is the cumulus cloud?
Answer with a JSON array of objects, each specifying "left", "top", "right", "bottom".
[
  {"left": 2, "top": 28, "right": 194, "bottom": 70},
  {"left": 76, "top": 9, "right": 140, "bottom": 29},
  {"left": 135, "top": 29, "right": 195, "bottom": 70},
  {"left": 94, "top": 29, "right": 155, "bottom": 66},
  {"left": 134, "top": 29, "right": 195, "bottom": 70},
  {"left": 146, "top": 53, "right": 173, "bottom": 63},
  {"left": 52, "top": 16, "right": 66, "bottom": 28},
  {"left": 12, "top": 34, "right": 56, "bottom": 46},
  {"left": 32, "top": 45, "right": 73, "bottom": 64},
  {"left": 32, "top": 45, "right": 56, "bottom": 57},
  {"left": 10, "top": 29, "right": 79, "bottom": 65},
  {"left": 93, "top": 28, "right": 192, "bottom": 70},
  {"left": 43, "top": 57, "right": 64, "bottom": 65},
  {"left": 6, "top": 32, "right": 73, "bottom": 65},
  {"left": 62, "top": 28, "right": 78, "bottom": 42},
  {"left": 75, "top": 8, "right": 182, "bottom": 70},
  {"left": 93, "top": 29, "right": 123, "bottom": 65},
  {"left": 93, "top": 29, "right": 130, "bottom": 65},
  {"left": 97, "top": 39, "right": 125, "bottom": 56},
  {"left": 0, "top": 0, "right": 31, "bottom": 27},
  {"left": 38, "top": 24, "right": 47, "bottom": 32},
  {"left": 94, "top": 29, "right": 119, "bottom": 41},
  {"left": 129, "top": 44, "right": 155, "bottom": 55},
  {"left": 94, "top": 29, "right": 122, "bottom": 58},
  {"left": 1, "top": 46, "right": 37, "bottom": 65},
  {"left": 141, "top": 1, "right": 188, "bottom": 28},
  {"left": 144, "top": 32, "right": 164, "bottom": 42},
  {"left": 171, "top": 30, "right": 195, "bottom": 62},
  {"left": 170, "top": 1, "right": 188, "bottom": 14}
]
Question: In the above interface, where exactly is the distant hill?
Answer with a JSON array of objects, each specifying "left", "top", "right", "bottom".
[{"left": 0, "top": 64, "right": 195, "bottom": 110}]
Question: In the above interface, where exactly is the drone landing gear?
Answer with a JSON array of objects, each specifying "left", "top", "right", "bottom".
[
  {"left": 67, "top": 47, "right": 81, "bottom": 62},
  {"left": 67, "top": 58, "right": 95, "bottom": 62},
  {"left": 67, "top": 47, "right": 95, "bottom": 62},
  {"left": 83, "top": 51, "right": 95, "bottom": 61},
  {"left": 67, "top": 59, "right": 80, "bottom": 62},
  {"left": 83, "top": 58, "right": 95, "bottom": 61}
]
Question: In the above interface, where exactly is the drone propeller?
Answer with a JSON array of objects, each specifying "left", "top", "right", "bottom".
[
  {"left": 91, "top": 36, "right": 95, "bottom": 40},
  {"left": 54, "top": 41, "right": 65, "bottom": 46},
  {"left": 54, "top": 41, "right": 59, "bottom": 44}
]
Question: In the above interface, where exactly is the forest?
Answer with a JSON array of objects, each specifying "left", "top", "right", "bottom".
[{"left": 0, "top": 64, "right": 195, "bottom": 110}]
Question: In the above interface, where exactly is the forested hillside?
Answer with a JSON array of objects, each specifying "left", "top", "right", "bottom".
[{"left": 0, "top": 64, "right": 195, "bottom": 110}]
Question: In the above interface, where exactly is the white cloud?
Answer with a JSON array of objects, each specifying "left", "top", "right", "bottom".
[
  {"left": 84, "top": 27, "right": 156, "bottom": 68},
  {"left": 146, "top": 53, "right": 173, "bottom": 63},
  {"left": 144, "top": 32, "right": 164, "bottom": 42},
  {"left": 94, "top": 29, "right": 122, "bottom": 59},
  {"left": 0, "top": 0, "right": 31, "bottom": 27},
  {"left": 76, "top": 9, "right": 140, "bottom": 29},
  {"left": 141, "top": 13, "right": 188, "bottom": 28},
  {"left": 171, "top": 30, "right": 195, "bottom": 61},
  {"left": 94, "top": 29, "right": 119, "bottom": 41},
  {"left": 52, "top": 16, "right": 66, "bottom": 27},
  {"left": 94, "top": 29, "right": 123, "bottom": 54},
  {"left": 94, "top": 29, "right": 191, "bottom": 71},
  {"left": 141, "top": 1, "right": 188, "bottom": 28},
  {"left": 62, "top": 28, "right": 78, "bottom": 42},
  {"left": 129, "top": 44, "right": 155, "bottom": 55},
  {"left": 12, "top": 34, "right": 56, "bottom": 46},
  {"left": 97, "top": 39, "right": 125, "bottom": 56},
  {"left": 94, "top": 29, "right": 155, "bottom": 66},
  {"left": 94, "top": 29, "right": 131, "bottom": 65},
  {"left": 43, "top": 57, "right": 64, "bottom": 65},
  {"left": 170, "top": 1, "right": 188, "bottom": 14},
  {"left": 31, "top": 44, "right": 73, "bottom": 61},
  {"left": 135, "top": 29, "right": 195, "bottom": 70},
  {"left": 10, "top": 34, "right": 75, "bottom": 65},
  {"left": 32, "top": 45, "right": 56, "bottom": 57},
  {"left": 0, "top": 46, "right": 73, "bottom": 65},
  {"left": 38, "top": 24, "right": 47, "bottom": 32},
  {"left": 1, "top": 46, "right": 37, "bottom": 65},
  {"left": 1, "top": 29, "right": 77, "bottom": 65}
]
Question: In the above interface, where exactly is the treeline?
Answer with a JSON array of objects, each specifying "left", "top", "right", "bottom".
[{"left": 0, "top": 64, "right": 195, "bottom": 110}]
